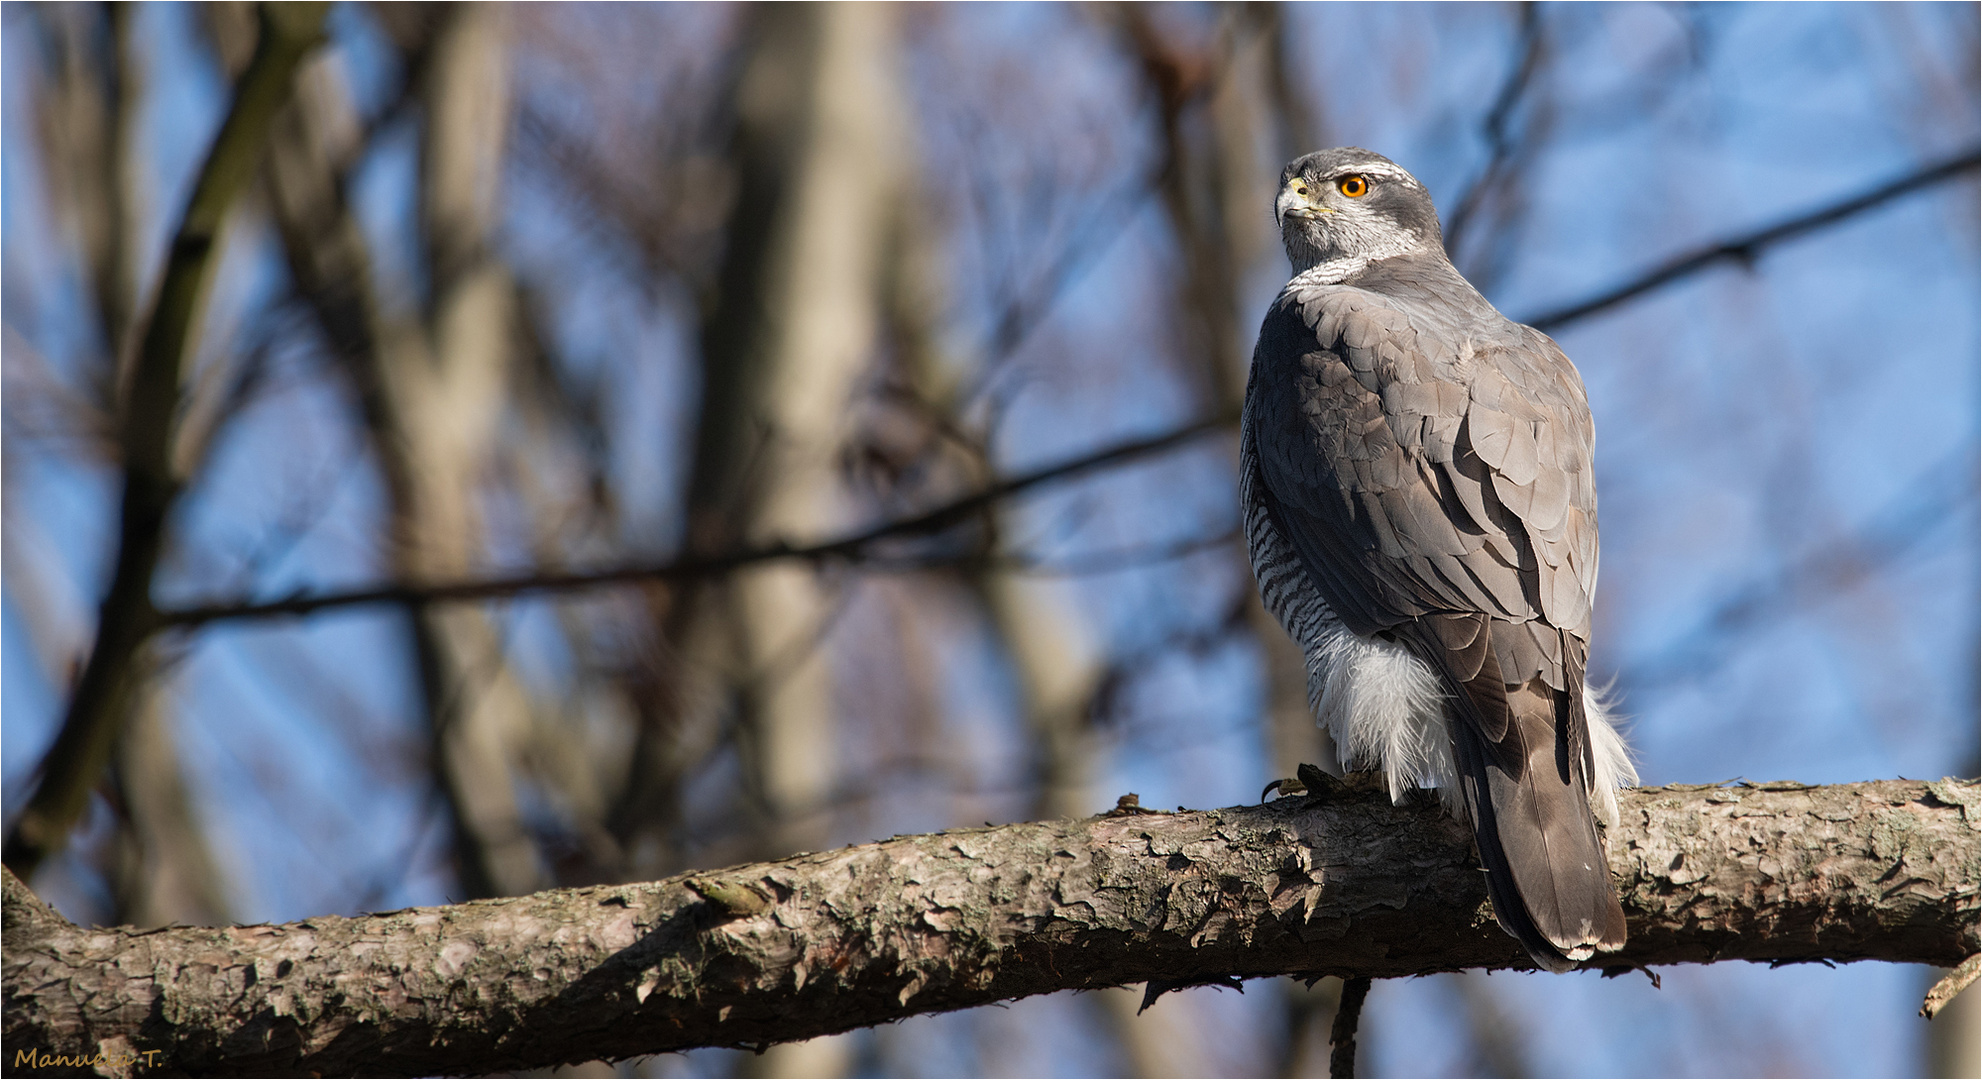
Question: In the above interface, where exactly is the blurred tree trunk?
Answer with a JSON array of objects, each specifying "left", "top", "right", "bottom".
[
  {"left": 262, "top": 7, "right": 541, "bottom": 901},
  {"left": 389, "top": 3, "right": 543, "bottom": 901},
  {"left": 684, "top": 0, "right": 901, "bottom": 865},
  {"left": 106, "top": 696, "right": 233, "bottom": 928},
  {"left": 676, "top": 5, "right": 908, "bottom": 1074},
  {"left": 1276, "top": 977, "right": 1344, "bottom": 1077},
  {"left": 880, "top": 96, "right": 1178, "bottom": 1075},
  {"left": 1452, "top": 969, "right": 1534, "bottom": 1078},
  {"left": 15, "top": 0, "right": 248, "bottom": 940},
  {"left": 984, "top": 577, "right": 1110, "bottom": 823},
  {"left": 908, "top": 268, "right": 1172, "bottom": 1080},
  {"left": 37, "top": 2, "right": 143, "bottom": 378},
  {"left": 22, "top": 5, "right": 232, "bottom": 928}
]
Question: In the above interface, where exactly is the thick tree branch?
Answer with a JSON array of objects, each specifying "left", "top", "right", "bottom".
[
  {"left": 6, "top": 779, "right": 1975, "bottom": 1076},
  {"left": 1524, "top": 148, "right": 1980, "bottom": 331},
  {"left": 2, "top": 3, "right": 329, "bottom": 880}
]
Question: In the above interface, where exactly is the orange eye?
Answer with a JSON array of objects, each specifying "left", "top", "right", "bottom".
[{"left": 1337, "top": 175, "right": 1368, "bottom": 198}]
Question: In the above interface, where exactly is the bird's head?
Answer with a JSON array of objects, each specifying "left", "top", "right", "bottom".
[{"left": 1275, "top": 148, "right": 1443, "bottom": 276}]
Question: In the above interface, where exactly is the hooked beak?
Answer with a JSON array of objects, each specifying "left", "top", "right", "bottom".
[{"left": 1275, "top": 187, "right": 1334, "bottom": 227}]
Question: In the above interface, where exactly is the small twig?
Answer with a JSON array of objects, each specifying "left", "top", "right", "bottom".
[
  {"left": 1616, "top": 441, "right": 1976, "bottom": 695},
  {"left": 156, "top": 414, "right": 1236, "bottom": 628},
  {"left": 1329, "top": 975, "right": 1373, "bottom": 1079},
  {"left": 1443, "top": 2, "right": 1546, "bottom": 254},
  {"left": 1922, "top": 954, "right": 1980, "bottom": 1019}
]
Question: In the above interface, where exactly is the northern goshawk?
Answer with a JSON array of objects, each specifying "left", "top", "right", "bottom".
[{"left": 1242, "top": 147, "right": 1635, "bottom": 970}]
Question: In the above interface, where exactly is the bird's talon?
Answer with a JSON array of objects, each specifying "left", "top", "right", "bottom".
[
  {"left": 1264, "top": 763, "right": 1355, "bottom": 802},
  {"left": 1262, "top": 777, "right": 1303, "bottom": 801}
]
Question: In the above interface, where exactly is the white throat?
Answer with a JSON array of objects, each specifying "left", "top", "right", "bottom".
[
  {"left": 1290, "top": 250, "right": 1389, "bottom": 287},
  {"left": 1284, "top": 222, "right": 1426, "bottom": 287}
]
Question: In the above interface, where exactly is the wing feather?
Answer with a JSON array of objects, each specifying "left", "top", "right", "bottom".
[{"left": 1246, "top": 285, "right": 1600, "bottom": 692}]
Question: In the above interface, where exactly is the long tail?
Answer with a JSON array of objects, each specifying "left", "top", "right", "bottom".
[{"left": 1422, "top": 616, "right": 1627, "bottom": 971}]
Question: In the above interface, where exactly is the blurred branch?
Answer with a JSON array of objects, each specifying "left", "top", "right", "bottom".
[
  {"left": 1328, "top": 975, "right": 1371, "bottom": 1079},
  {"left": 2, "top": 3, "right": 330, "bottom": 880},
  {"left": 1252, "top": 2, "right": 1324, "bottom": 158},
  {"left": 1616, "top": 440, "right": 1978, "bottom": 695},
  {"left": 985, "top": 526, "right": 1239, "bottom": 577},
  {"left": 1525, "top": 148, "right": 1982, "bottom": 332},
  {"left": 1442, "top": 1, "right": 1545, "bottom": 255},
  {"left": 158, "top": 414, "right": 1235, "bottom": 627},
  {"left": 6, "top": 779, "right": 1975, "bottom": 1075},
  {"left": 31, "top": 3, "right": 143, "bottom": 382}
]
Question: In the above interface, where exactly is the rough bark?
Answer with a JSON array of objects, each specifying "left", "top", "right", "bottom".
[{"left": 5, "top": 779, "right": 1974, "bottom": 1077}]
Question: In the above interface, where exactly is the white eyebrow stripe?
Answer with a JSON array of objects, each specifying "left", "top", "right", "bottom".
[{"left": 1327, "top": 164, "right": 1413, "bottom": 184}]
